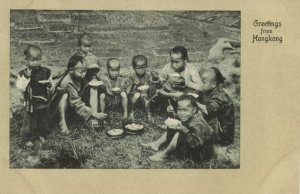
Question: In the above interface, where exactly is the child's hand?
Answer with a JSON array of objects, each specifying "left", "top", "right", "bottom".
[
  {"left": 149, "top": 68, "right": 159, "bottom": 78},
  {"left": 92, "top": 112, "right": 107, "bottom": 120},
  {"left": 24, "top": 68, "right": 32, "bottom": 77},
  {"left": 156, "top": 89, "right": 165, "bottom": 95},
  {"left": 166, "top": 105, "right": 174, "bottom": 113},
  {"left": 171, "top": 123, "right": 189, "bottom": 133}
]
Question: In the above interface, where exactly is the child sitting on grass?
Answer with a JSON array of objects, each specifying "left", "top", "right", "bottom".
[
  {"left": 48, "top": 55, "right": 107, "bottom": 135},
  {"left": 197, "top": 67, "right": 235, "bottom": 145},
  {"left": 142, "top": 95, "right": 214, "bottom": 162},
  {"left": 16, "top": 45, "right": 52, "bottom": 146},
  {"left": 100, "top": 58, "right": 128, "bottom": 119},
  {"left": 153, "top": 46, "right": 203, "bottom": 99},
  {"left": 126, "top": 55, "right": 157, "bottom": 122}
]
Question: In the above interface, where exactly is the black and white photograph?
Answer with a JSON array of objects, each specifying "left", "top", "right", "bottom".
[{"left": 10, "top": 10, "right": 240, "bottom": 169}]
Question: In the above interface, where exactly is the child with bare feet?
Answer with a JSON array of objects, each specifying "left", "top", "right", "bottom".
[
  {"left": 126, "top": 55, "right": 157, "bottom": 122},
  {"left": 101, "top": 58, "right": 128, "bottom": 119},
  {"left": 142, "top": 95, "right": 214, "bottom": 162},
  {"left": 16, "top": 45, "right": 52, "bottom": 146},
  {"left": 48, "top": 55, "right": 107, "bottom": 135}
]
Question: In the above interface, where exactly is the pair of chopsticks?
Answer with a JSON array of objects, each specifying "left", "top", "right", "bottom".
[{"left": 168, "top": 99, "right": 176, "bottom": 118}]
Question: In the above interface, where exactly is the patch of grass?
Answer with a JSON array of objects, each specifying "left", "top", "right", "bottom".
[{"left": 10, "top": 107, "right": 240, "bottom": 169}]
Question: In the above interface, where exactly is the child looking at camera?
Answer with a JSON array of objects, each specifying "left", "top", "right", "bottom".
[
  {"left": 126, "top": 55, "right": 157, "bottom": 122},
  {"left": 16, "top": 45, "right": 52, "bottom": 146},
  {"left": 101, "top": 58, "right": 128, "bottom": 119},
  {"left": 142, "top": 95, "right": 214, "bottom": 162}
]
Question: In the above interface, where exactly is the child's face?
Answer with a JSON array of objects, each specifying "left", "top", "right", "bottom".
[
  {"left": 27, "top": 60, "right": 41, "bottom": 68},
  {"left": 70, "top": 62, "right": 87, "bottom": 79},
  {"left": 170, "top": 53, "right": 186, "bottom": 72},
  {"left": 177, "top": 99, "right": 196, "bottom": 122},
  {"left": 80, "top": 45, "right": 91, "bottom": 54},
  {"left": 135, "top": 66, "right": 147, "bottom": 76},
  {"left": 201, "top": 71, "right": 216, "bottom": 92},
  {"left": 107, "top": 62, "right": 120, "bottom": 79}
]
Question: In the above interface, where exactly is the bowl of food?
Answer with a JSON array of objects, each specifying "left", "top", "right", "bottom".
[
  {"left": 123, "top": 121, "right": 144, "bottom": 135},
  {"left": 137, "top": 85, "right": 150, "bottom": 92},
  {"left": 106, "top": 128, "right": 125, "bottom": 139},
  {"left": 111, "top": 87, "right": 121, "bottom": 94},
  {"left": 170, "top": 73, "right": 180, "bottom": 77},
  {"left": 164, "top": 118, "right": 182, "bottom": 129},
  {"left": 89, "top": 80, "right": 104, "bottom": 87},
  {"left": 38, "top": 80, "right": 51, "bottom": 84},
  {"left": 186, "top": 93, "right": 199, "bottom": 98}
]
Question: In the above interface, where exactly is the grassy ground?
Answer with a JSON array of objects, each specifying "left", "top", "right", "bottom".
[
  {"left": 10, "top": 11, "right": 240, "bottom": 169},
  {"left": 10, "top": 102, "right": 240, "bottom": 169}
]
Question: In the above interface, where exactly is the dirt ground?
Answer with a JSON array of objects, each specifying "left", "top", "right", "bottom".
[{"left": 10, "top": 11, "right": 240, "bottom": 169}]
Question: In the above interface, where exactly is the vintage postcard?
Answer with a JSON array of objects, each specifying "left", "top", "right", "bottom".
[{"left": 0, "top": 0, "right": 299, "bottom": 194}]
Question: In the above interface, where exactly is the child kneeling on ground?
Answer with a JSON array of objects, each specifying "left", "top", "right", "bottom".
[{"left": 142, "top": 94, "right": 214, "bottom": 162}]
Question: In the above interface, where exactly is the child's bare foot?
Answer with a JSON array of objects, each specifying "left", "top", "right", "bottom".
[
  {"left": 147, "top": 114, "right": 154, "bottom": 123},
  {"left": 141, "top": 142, "right": 160, "bottom": 151},
  {"left": 129, "top": 112, "right": 135, "bottom": 121},
  {"left": 158, "top": 124, "right": 168, "bottom": 130},
  {"left": 59, "top": 122, "right": 70, "bottom": 135},
  {"left": 123, "top": 113, "right": 128, "bottom": 119},
  {"left": 39, "top": 136, "right": 46, "bottom": 144},
  {"left": 61, "top": 129, "right": 70, "bottom": 135},
  {"left": 149, "top": 152, "right": 167, "bottom": 162},
  {"left": 25, "top": 141, "right": 34, "bottom": 147}
]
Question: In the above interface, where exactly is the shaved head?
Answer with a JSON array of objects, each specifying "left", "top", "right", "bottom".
[
  {"left": 202, "top": 68, "right": 216, "bottom": 83},
  {"left": 107, "top": 58, "right": 121, "bottom": 70},
  {"left": 201, "top": 67, "right": 225, "bottom": 92}
]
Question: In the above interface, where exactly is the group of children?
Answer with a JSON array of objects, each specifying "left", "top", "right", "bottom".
[{"left": 16, "top": 33, "right": 235, "bottom": 163}]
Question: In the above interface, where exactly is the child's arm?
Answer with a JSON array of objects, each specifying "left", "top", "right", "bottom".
[
  {"left": 185, "top": 66, "right": 203, "bottom": 91},
  {"left": 65, "top": 82, "right": 94, "bottom": 121},
  {"left": 196, "top": 102, "right": 208, "bottom": 115},
  {"left": 157, "top": 89, "right": 183, "bottom": 98},
  {"left": 16, "top": 69, "right": 31, "bottom": 92},
  {"left": 205, "top": 96, "right": 224, "bottom": 117},
  {"left": 123, "top": 76, "right": 134, "bottom": 94}
]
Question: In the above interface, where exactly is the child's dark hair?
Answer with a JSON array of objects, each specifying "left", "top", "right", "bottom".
[
  {"left": 132, "top": 55, "right": 148, "bottom": 68},
  {"left": 24, "top": 45, "right": 42, "bottom": 61},
  {"left": 54, "top": 55, "right": 85, "bottom": 93},
  {"left": 106, "top": 58, "right": 120, "bottom": 69},
  {"left": 170, "top": 46, "right": 189, "bottom": 61},
  {"left": 177, "top": 94, "right": 198, "bottom": 110},
  {"left": 211, "top": 67, "right": 226, "bottom": 84},
  {"left": 78, "top": 33, "right": 93, "bottom": 46}
]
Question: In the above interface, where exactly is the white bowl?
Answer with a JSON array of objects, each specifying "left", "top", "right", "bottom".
[
  {"left": 111, "top": 87, "right": 121, "bottom": 92},
  {"left": 137, "top": 85, "right": 150, "bottom": 91},
  {"left": 164, "top": 118, "right": 181, "bottom": 128},
  {"left": 107, "top": 128, "right": 124, "bottom": 136},
  {"left": 38, "top": 80, "right": 51, "bottom": 84},
  {"left": 186, "top": 93, "right": 199, "bottom": 98},
  {"left": 89, "top": 80, "right": 104, "bottom": 86}
]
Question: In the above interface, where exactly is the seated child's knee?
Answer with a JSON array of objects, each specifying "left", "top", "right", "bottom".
[
  {"left": 61, "top": 93, "right": 68, "bottom": 102},
  {"left": 90, "top": 87, "right": 98, "bottom": 95},
  {"left": 120, "top": 91, "right": 127, "bottom": 98},
  {"left": 100, "top": 93, "right": 106, "bottom": 100},
  {"left": 133, "top": 92, "right": 141, "bottom": 99}
]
